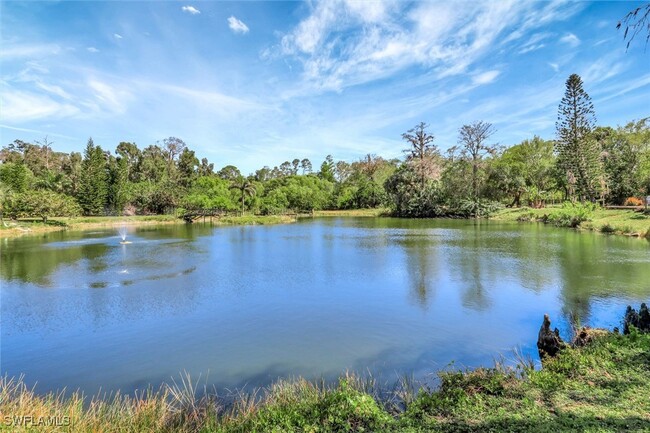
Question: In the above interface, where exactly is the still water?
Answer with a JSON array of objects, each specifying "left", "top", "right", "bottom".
[{"left": 1, "top": 218, "right": 649, "bottom": 395}]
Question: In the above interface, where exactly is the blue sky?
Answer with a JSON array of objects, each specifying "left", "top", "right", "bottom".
[{"left": 1, "top": 1, "right": 649, "bottom": 174}]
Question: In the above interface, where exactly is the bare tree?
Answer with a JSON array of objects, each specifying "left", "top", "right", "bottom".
[
  {"left": 617, "top": 3, "right": 650, "bottom": 50},
  {"left": 358, "top": 154, "right": 383, "bottom": 181},
  {"left": 458, "top": 121, "right": 497, "bottom": 200},
  {"left": 402, "top": 122, "right": 438, "bottom": 186},
  {"left": 35, "top": 135, "right": 54, "bottom": 170}
]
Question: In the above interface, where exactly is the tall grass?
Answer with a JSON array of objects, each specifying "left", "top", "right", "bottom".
[{"left": 3, "top": 331, "right": 650, "bottom": 432}]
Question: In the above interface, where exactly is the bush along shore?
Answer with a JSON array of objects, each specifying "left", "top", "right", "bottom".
[
  {"left": 2, "top": 304, "right": 649, "bottom": 433},
  {"left": 492, "top": 204, "right": 650, "bottom": 239}
]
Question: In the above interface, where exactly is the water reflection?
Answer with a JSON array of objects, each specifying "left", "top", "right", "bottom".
[{"left": 1, "top": 218, "right": 648, "bottom": 396}]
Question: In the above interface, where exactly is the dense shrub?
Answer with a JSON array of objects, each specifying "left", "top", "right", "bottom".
[
  {"left": 451, "top": 199, "right": 503, "bottom": 218},
  {"left": 10, "top": 190, "right": 82, "bottom": 222},
  {"left": 546, "top": 201, "right": 596, "bottom": 228},
  {"left": 385, "top": 165, "right": 446, "bottom": 217}
]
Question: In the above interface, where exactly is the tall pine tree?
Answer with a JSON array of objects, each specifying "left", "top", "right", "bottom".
[
  {"left": 555, "top": 74, "right": 602, "bottom": 202},
  {"left": 78, "top": 138, "right": 108, "bottom": 215}
]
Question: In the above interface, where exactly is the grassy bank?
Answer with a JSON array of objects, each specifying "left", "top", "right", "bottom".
[
  {"left": 313, "top": 209, "right": 390, "bottom": 217},
  {"left": 492, "top": 206, "right": 650, "bottom": 239},
  {"left": 2, "top": 330, "right": 649, "bottom": 432},
  {"left": 0, "top": 214, "right": 296, "bottom": 238}
]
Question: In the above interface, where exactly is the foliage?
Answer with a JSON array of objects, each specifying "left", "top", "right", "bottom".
[
  {"left": 545, "top": 201, "right": 597, "bottom": 228},
  {"left": 230, "top": 177, "right": 257, "bottom": 214},
  {"left": 77, "top": 138, "right": 109, "bottom": 215},
  {"left": 10, "top": 190, "right": 82, "bottom": 222},
  {"left": 384, "top": 165, "right": 445, "bottom": 217},
  {"left": 452, "top": 199, "right": 503, "bottom": 218},
  {"left": 260, "top": 175, "right": 334, "bottom": 213},
  {"left": 183, "top": 176, "right": 237, "bottom": 210},
  {"left": 319, "top": 155, "right": 336, "bottom": 183},
  {"left": 555, "top": 74, "right": 603, "bottom": 202},
  {"left": 0, "top": 162, "right": 32, "bottom": 193}
]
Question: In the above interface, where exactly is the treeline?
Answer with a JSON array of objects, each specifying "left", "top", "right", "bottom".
[{"left": 1, "top": 74, "right": 649, "bottom": 222}]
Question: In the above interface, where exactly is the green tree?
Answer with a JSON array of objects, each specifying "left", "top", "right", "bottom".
[
  {"left": 217, "top": 165, "right": 242, "bottom": 181},
  {"left": 78, "top": 138, "right": 108, "bottom": 215},
  {"left": 107, "top": 155, "right": 129, "bottom": 213},
  {"left": 230, "top": 177, "right": 257, "bottom": 215},
  {"left": 598, "top": 118, "right": 650, "bottom": 203},
  {"left": 177, "top": 148, "right": 199, "bottom": 188},
  {"left": 300, "top": 158, "right": 312, "bottom": 174},
  {"left": 0, "top": 162, "right": 32, "bottom": 193},
  {"left": 319, "top": 155, "right": 335, "bottom": 182},
  {"left": 115, "top": 142, "right": 141, "bottom": 182},
  {"left": 384, "top": 164, "right": 443, "bottom": 217},
  {"left": 14, "top": 190, "right": 82, "bottom": 222},
  {"left": 183, "top": 176, "right": 236, "bottom": 210},
  {"left": 555, "top": 74, "right": 602, "bottom": 202}
]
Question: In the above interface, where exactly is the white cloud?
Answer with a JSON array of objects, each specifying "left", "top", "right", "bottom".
[
  {"left": 472, "top": 70, "right": 501, "bottom": 85},
  {"left": 0, "top": 86, "right": 79, "bottom": 122},
  {"left": 87, "top": 47, "right": 99, "bottom": 53},
  {"left": 0, "top": 43, "right": 61, "bottom": 59},
  {"left": 559, "top": 33, "right": 580, "bottom": 47},
  {"left": 518, "top": 44, "right": 545, "bottom": 54},
  {"left": 114, "top": 33, "right": 123, "bottom": 39},
  {"left": 548, "top": 62, "right": 559, "bottom": 72},
  {"left": 87, "top": 79, "right": 132, "bottom": 114},
  {"left": 228, "top": 16, "right": 249, "bottom": 34},
  {"left": 275, "top": 0, "right": 584, "bottom": 93},
  {"left": 181, "top": 6, "right": 200, "bottom": 15}
]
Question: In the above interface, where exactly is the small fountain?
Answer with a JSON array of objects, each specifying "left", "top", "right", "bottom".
[{"left": 118, "top": 225, "right": 132, "bottom": 244}]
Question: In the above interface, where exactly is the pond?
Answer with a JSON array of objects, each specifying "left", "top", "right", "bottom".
[{"left": 1, "top": 218, "right": 649, "bottom": 395}]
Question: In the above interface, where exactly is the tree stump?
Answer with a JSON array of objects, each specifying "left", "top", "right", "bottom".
[
  {"left": 624, "top": 303, "right": 650, "bottom": 334},
  {"left": 537, "top": 314, "right": 566, "bottom": 360}
]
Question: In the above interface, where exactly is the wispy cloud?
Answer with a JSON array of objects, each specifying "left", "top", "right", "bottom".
[
  {"left": 87, "top": 47, "right": 99, "bottom": 53},
  {"left": 0, "top": 86, "right": 80, "bottom": 122},
  {"left": 472, "top": 70, "right": 501, "bottom": 85},
  {"left": 559, "top": 33, "right": 580, "bottom": 47},
  {"left": 113, "top": 33, "right": 123, "bottom": 39},
  {"left": 181, "top": 6, "right": 200, "bottom": 15},
  {"left": 228, "top": 16, "right": 249, "bottom": 34},
  {"left": 275, "top": 1, "right": 584, "bottom": 93},
  {"left": 0, "top": 43, "right": 61, "bottom": 59}
]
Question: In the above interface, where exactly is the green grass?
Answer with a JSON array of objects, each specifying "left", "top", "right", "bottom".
[
  {"left": 492, "top": 206, "right": 650, "bottom": 238},
  {"left": 3, "top": 331, "right": 649, "bottom": 432},
  {"left": 0, "top": 214, "right": 296, "bottom": 238},
  {"left": 313, "top": 209, "right": 390, "bottom": 217}
]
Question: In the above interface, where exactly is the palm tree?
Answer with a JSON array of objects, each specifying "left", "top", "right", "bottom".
[{"left": 229, "top": 177, "right": 256, "bottom": 215}]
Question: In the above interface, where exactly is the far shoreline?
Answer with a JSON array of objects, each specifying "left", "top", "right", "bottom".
[{"left": 1, "top": 207, "right": 648, "bottom": 240}]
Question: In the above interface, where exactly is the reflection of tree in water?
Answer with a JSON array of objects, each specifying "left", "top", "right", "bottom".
[
  {"left": 460, "top": 259, "right": 492, "bottom": 311},
  {"left": 1, "top": 235, "right": 109, "bottom": 286},
  {"left": 455, "top": 227, "right": 492, "bottom": 312},
  {"left": 555, "top": 232, "right": 650, "bottom": 326},
  {"left": 401, "top": 233, "right": 439, "bottom": 308}
]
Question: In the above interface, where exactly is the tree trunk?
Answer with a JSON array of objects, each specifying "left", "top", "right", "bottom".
[{"left": 241, "top": 193, "right": 245, "bottom": 216}]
